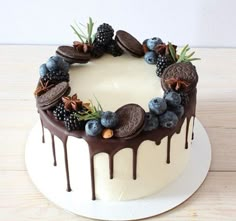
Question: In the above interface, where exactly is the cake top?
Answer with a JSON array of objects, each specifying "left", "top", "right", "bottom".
[{"left": 34, "top": 17, "right": 199, "bottom": 140}]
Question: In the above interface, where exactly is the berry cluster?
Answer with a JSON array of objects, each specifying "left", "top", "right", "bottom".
[
  {"left": 40, "top": 56, "right": 70, "bottom": 84},
  {"left": 52, "top": 102, "right": 86, "bottom": 131},
  {"left": 143, "top": 38, "right": 175, "bottom": 77},
  {"left": 84, "top": 111, "right": 118, "bottom": 138},
  {"left": 71, "top": 19, "right": 123, "bottom": 58},
  {"left": 52, "top": 98, "right": 119, "bottom": 139},
  {"left": 144, "top": 91, "right": 184, "bottom": 131},
  {"left": 91, "top": 24, "right": 123, "bottom": 58},
  {"left": 78, "top": 102, "right": 118, "bottom": 138},
  {"left": 143, "top": 38, "right": 199, "bottom": 78}
]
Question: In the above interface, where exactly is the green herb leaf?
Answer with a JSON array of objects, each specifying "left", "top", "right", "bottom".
[
  {"left": 74, "top": 20, "right": 87, "bottom": 37},
  {"left": 71, "top": 17, "right": 95, "bottom": 44},
  {"left": 168, "top": 42, "right": 177, "bottom": 62},
  {"left": 70, "top": 25, "right": 84, "bottom": 43}
]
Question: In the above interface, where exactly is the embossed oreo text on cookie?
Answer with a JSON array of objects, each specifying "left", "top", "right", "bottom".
[
  {"left": 114, "top": 104, "right": 145, "bottom": 139},
  {"left": 37, "top": 81, "right": 70, "bottom": 110},
  {"left": 161, "top": 62, "right": 198, "bottom": 93}
]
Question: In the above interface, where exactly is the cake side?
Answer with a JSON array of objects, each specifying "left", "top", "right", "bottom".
[{"left": 38, "top": 87, "right": 196, "bottom": 200}]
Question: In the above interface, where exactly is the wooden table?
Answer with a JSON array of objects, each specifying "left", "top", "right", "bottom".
[{"left": 0, "top": 45, "right": 235, "bottom": 221}]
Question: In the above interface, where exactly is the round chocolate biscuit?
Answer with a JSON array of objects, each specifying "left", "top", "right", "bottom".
[
  {"left": 56, "top": 46, "right": 90, "bottom": 64},
  {"left": 114, "top": 104, "right": 145, "bottom": 138},
  {"left": 37, "top": 81, "right": 69, "bottom": 110},
  {"left": 161, "top": 62, "right": 198, "bottom": 93},
  {"left": 115, "top": 30, "right": 144, "bottom": 57}
]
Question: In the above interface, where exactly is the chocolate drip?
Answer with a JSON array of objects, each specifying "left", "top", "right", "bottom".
[
  {"left": 90, "top": 155, "right": 96, "bottom": 200},
  {"left": 185, "top": 116, "right": 194, "bottom": 149},
  {"left": 185, "top": 118, "right": 190, "bottom": 149},
  {"left": 167, "top": 136, "right": 171, "bottom": 164},
  {"left": 109, "top": 155, "right": 114, "bottom": 179},
  {"left": 38, "top": 89, "right": 197, "bottom": 200},
  {"left": 133, "top": 148, "right": 138, "bottom": 180},
  {"left": 51, "top": 133, "right": 57, "bottom": 166},
  {"left": 63, "top": 139, "right": 72, "bottom": 192},
  {"left": 40, "top": 118, "right": 45, "bottom": 143},
  {"left": 192, "top": 117, "right": 195, "bottom": 140}
]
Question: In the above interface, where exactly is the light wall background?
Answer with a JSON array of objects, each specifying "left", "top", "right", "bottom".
[{"left": 0, "top": 0, "right": 235, "bottom": 47}]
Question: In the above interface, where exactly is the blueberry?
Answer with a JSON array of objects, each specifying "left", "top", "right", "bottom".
[
  {"left": 62, "top": 61, "right": 70, "bottom": 73},
  {"left": 143, "top": 39, "right": 148, "bottom": 45},
  {"left": 50, "top": 56, "right": 70, "bottom": 72},
  {"left": 164, "top": 91, "right": 181, "bottom": 107},
  {"left": 39, "top": 63, "right": 48, "bottom": 78},
  {"left": 101, "top": 111, "right": 118, "bottom": 128},
  {"left": 149, "top": 97, "right": 167, "bottom": 115},
  {"left": 46, "top": 58, "right": 58, "bottom": 71},
  {"left": 159, "top": 111, "right": 178, "bottom": 128},
  {"left": 168, "top": 105, "right": 184, "bottom": 119},
  {"left": 50, "top": 55, "right": 62, "bottom": 63},
  {"left": 51, "top": 55, "right": 64, "bottom": 68},
  {"left": 85, "top": 120, "right": 103, "bottom": 136},
  {"left": 144, "top": 112, "right": 159, "bottom": 131},
  {"left": 146, "top": 37, "right": 163, "bottom": 51},
  {"left": 144, "top": 51, "right": 157, "bottom": 64}
]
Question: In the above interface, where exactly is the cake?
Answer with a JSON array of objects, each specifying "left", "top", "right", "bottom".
[{"left": 34, "top": 19, "right": 199, "bottom": 201}]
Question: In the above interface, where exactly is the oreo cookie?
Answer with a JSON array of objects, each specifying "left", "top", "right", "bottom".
[
  {"left": 115, "top": 30, "right": 144, "bottom": 57},
  {"left": 56, "top": 46, "right": 90, "bottom": 64},
  {"left": 161, "top": 62, "right": 198, "bottom": 93},
  {"left": 114, "top": 104, "right": 145, "bottom": 139},
  {"left": 37, "top": 81, "right": 70, "bottom": 110}
]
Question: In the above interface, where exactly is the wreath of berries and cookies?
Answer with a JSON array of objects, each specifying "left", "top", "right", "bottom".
[{"left": 34, "top": 18, "right": 199, "bottom": 140}]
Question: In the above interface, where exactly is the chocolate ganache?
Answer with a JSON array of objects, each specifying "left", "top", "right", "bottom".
[{"left": 38, "top": 87, "right": 196, "bottom": 200}]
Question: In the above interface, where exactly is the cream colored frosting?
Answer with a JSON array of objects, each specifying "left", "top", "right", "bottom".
[
  {"left": 70, "top": 54, "right": 162, "bottom": 111},
  {"left": 63, "top": 54, "right": 194, "bottom": 201}
]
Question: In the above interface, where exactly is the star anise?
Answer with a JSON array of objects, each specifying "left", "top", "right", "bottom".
[
  {"left": 154, "top": 43, "right": 177, "bottom": 59},
  {"left": 154, "top": 43, "right": 167, "bottom": 55},
  {"left": 165, "top": 78, "right": 190, "bottom": 91},
  {"left": 73, "top": 41, "right": 92, "bottom": 53},
  {"left": 34, "top": 80, "right": 54, "bottom": 96},
  {"left": 62, "top": 94, "right": 90, "bottom": 111}
]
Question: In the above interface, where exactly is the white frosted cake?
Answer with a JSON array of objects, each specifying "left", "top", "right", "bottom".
[
  {"left": 67, "top": 55, "right": 194, "bottom": 200},
  {"left": 34, "top": 20, "right": 199, "bottom": 201}
]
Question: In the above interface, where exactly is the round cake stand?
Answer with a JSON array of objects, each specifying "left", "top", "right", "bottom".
[{"left": 25, "top": 118, "right": 211, "bottom": 220}]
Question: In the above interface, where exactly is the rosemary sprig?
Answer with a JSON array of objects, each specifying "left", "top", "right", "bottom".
[
  {"left": 74, "top": 98, "right": 103, "bottom": 121},
  {"left": 177, "top": 44, "right": 200, "bottom": 63},
  {"left": 70, "top": 17, "right": 95, "bottom": 44},
  {"left": 168, "top": 42, "right": 177, "bottom": 62}
]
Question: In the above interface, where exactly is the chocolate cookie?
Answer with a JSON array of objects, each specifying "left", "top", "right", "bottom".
[
  {"left": 56, "top": 46, "right": 90, "bottom": 64},
  {"left": 37, "top": 81, "right": 70, "bottom": 110},
  {"left": 115, "top": 30, "right": 144, "bottom": 57},
  {"left": 161, "top": 62, "right": 198, "bottom": 93},
  {"left": 114, "top": 104, "right": 145, "bottom": 139}
]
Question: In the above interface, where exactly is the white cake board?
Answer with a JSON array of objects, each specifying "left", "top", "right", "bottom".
[{"left": 25, "top": 118, "right": 211, "bottom": 220}]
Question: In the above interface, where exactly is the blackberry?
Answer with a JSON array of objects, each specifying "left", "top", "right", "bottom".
[
  {"left": 95, "top": 23, "right": 114, "bottom": 46},
  {"left": 91, "top": 41, "right": 105, "bottom": 58},
  {"left": 105, "top": 40, "right": 123, "bottom": 57},
  {"left": 53, "top": 102, "right": 69, "bottom": 121},
  {"left": 156, "top": 55, "right": 173, "bottom": 78},
  {"left": 64, "top": 113, "right": 86, "bottom": 131},
  {"left": 179, "top": 92, "right": 190, "bottom": 105},
  {"left": 41, "top": 69, "right": 69, "bottom": 84}
]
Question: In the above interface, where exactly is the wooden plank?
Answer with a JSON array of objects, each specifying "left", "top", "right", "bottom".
[{"left": 0, "top": 171, "right": 235, "bottom": 220}]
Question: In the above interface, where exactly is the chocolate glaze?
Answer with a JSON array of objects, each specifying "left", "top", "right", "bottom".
[
  {"left": 38, "top": 89, "right": 196, "bottom": 200},
  {"left": 50, "top": 133, "right": 57, "bottom": 166}
]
